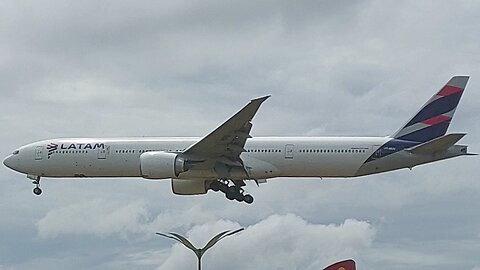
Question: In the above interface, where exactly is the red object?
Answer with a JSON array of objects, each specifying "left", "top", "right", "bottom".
[
  {"left": 323, "top": 259, "right": 356, "bottom": 270},
  {"left": 437, "top": 85, "right": 463, "bottom": 96},
  {"left": 421, "top": 114, "right": 450, "bottom": 125}
]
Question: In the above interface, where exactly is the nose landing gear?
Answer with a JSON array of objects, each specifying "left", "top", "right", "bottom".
[
  {"left": 28, "top": 175, "right": 42, "bottom": 196},
  {"left": 209, "top": 179, "right": 254, "bottom": 204},
  {"left": 33, "top": 185, "right": 42, "bottom": 195}
]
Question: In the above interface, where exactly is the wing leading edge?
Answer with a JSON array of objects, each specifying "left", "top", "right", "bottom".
[{"left": 183, "top": 96, "right": 270, "bottom": 178}]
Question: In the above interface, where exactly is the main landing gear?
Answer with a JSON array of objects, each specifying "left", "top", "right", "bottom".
[
  {"left": 209, "top": 179, "right": 254, "bottom": 204},
  {"left": 28, "top": 175, "right": 42, "bottom": 196}
]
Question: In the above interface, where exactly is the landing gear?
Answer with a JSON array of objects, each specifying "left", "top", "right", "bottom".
[
  {"left": 244, "top": 194, "right": 254, "bottom": 204},
  {"left": 33, "top": 186, "right": 42, "bottom": 195},
  {"left": 209, "top": 179, "right": 254, "bottom": 204},
  {"left": 28, "top": 175, "right": 42, "bottom": 196}
]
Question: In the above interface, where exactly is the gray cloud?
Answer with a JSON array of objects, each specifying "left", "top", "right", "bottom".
[{"left": 1, "top": 0, "right": 480, "bottom": 269}]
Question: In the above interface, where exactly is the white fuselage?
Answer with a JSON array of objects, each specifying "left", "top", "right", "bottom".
[{"left": 3, "top": 136, "right": 466, "bottom": 181}]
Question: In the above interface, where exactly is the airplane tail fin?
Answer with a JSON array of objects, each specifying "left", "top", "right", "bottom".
[
  {"left": 392, "top": 76, "right": 469, "bottom": 143},
  {"left": 323, "top": 259, "right": 356, "bottom": 270}
]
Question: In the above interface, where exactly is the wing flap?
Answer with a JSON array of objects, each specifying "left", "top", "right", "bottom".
[{"left": 406, "top": 133, "right": 466, "bottom": 154}]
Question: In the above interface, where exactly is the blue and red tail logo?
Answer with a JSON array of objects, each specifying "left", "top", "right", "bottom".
[{"left": 392, "top": 76, "right": 469, "bottom": 143}]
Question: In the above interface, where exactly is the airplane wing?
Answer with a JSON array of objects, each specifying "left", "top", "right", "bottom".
[{"left": 182, "top": 96, "right": 270, "bottom": 178}]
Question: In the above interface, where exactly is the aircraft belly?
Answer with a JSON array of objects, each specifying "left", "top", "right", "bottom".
[
  {"left": 84, "top": 157, "right": 140, "bottom": 177},
  {"left": 44, "top": 155, "right": 141, "bottom": 177},
  {"left": 262, "top": 155, "right": 365, "bottom": 178},
  {"left": 355, "top": 151, "right": 413, "bottom": 176},
  {"left": 355, "top": 148, "right": 465, "bottom": 176}
]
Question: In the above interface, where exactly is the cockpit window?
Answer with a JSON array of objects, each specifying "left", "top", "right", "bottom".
[{"left": 12, "top": 150, "right": 19, "bottom": 155}]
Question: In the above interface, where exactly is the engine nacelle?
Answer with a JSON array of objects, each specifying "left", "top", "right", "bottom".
[
  {"left": 171, "top": 179, "right": 208, "bottom": 195},
  {"left": 140, "top": 152, "right": 186, "bottom": 179}
]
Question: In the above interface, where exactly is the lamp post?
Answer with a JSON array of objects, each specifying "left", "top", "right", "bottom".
[{"left": 157, "top": 228, "right": 244, "bottom": 270}]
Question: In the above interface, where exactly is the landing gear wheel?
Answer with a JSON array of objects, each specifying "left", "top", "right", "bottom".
[
  {"left": 235, "top": 194, "right": 244, "bottom": 202},
  {"left": 234, "top": 189, "right": 245, "bottom": 202},
  {"left": 210, "top": 181, "right": 221, "bottom": 192},
  {"left": 30, "top": 176, "right": 42, "bottom": 196},
  {"left": 227, "top": 186, "right": 236, "bottom": 194},
  {"left": 219, "top": 184, "right": 228, "bottom": 193},
  {"left": 225, "top": 191, "right": 235, "bottom": 200},
  {"left": 33, "top": 187, "right": 42, "bottom": 196},
  {"left": 215, "top": 179, "right": 255, "bottom": 204},
  {"left": 244, "top": 194, "right": 254, "bottom": 204}
]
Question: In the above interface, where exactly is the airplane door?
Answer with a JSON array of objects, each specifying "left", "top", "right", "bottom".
[
  {"left": 97, "top": 146, "right": 109, "bottom": 159},
  {"left": 35, "top": 146, "right": 44, "bottom": 160},
  {"left": 285, "top": 144, "right": 294, "bottom": 159}
]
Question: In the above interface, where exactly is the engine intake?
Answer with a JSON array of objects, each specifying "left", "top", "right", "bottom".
[{"left": 140, "top": 152, "right": 186, "bottom": 179}]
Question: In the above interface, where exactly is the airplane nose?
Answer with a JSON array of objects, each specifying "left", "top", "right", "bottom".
[
  {"left": 3, "top": 155, "right": 15, "bottom": 170},
  {"left": 4, "top": 155, "right": 11, "bottom": 168}
]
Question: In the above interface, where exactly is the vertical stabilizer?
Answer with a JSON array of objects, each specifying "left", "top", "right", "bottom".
[
  {"left": 392, "top": 76, "right": 469, "bottom": 143},
  {"left": 323, "top": 259, "right": 356, "bottom": 270}
]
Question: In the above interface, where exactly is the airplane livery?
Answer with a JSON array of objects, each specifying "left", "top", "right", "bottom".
[
  {"left": 3, "top": 76, "right": 476, "bottom": 203},
  {"left": 323, "top": 259, "right": 356, "bottom": 270}
]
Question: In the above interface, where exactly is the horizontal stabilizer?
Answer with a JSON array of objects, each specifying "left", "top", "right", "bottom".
[{"left": 406, "top": 133, "right": 466, "bottom": 154}]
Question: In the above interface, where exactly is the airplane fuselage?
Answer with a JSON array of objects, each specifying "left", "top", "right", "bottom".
[{"left": 4, "top": 136, "right": 466, "bottom": 181}]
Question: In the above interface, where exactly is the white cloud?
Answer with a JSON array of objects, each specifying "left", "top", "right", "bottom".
[
  {"left": 36, "top": 199, "right": 233, "bottom": 240},
  {"left": 36, "top": 199, "right": 148, "bottom": 239},
  {"left": 157, "top": 215, "right": 375, "bottom": 270}
]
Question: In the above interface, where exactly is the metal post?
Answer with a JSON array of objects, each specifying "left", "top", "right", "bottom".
[{"left": 157, "top": 228, "right": 244, "bottom": 270}]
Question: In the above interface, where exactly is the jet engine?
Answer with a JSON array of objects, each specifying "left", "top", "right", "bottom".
[
  {"left": 140, "top": 152, "right": 187, "bottom": 179},
  {"left": 171, "top": 179, "right": 208, "bottom": 195}
]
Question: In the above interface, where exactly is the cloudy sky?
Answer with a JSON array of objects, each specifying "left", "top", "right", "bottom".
[{"left": 1, "top": 0, "right": 479, "bottom": 269}]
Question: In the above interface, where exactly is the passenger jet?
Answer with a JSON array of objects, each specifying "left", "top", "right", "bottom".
[{"left": 3, "top": 76, "right": 476, "bottom": 203}]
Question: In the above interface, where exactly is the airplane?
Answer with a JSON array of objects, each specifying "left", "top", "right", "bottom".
[
  {"left": 323, "top": 259, "right": 356, "bottom": 270},
  {"left": 3, "top": 76, "right": 476, "bottom": 204}
]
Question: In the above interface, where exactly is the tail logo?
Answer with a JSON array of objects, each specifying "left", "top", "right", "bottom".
[{"left": 393, "top": 76, "right": 468, "bottom": 143}]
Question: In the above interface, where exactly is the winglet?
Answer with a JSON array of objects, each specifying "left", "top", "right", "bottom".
[{"left": 323, "top": 259, "right": 356, "bottom": 270}]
